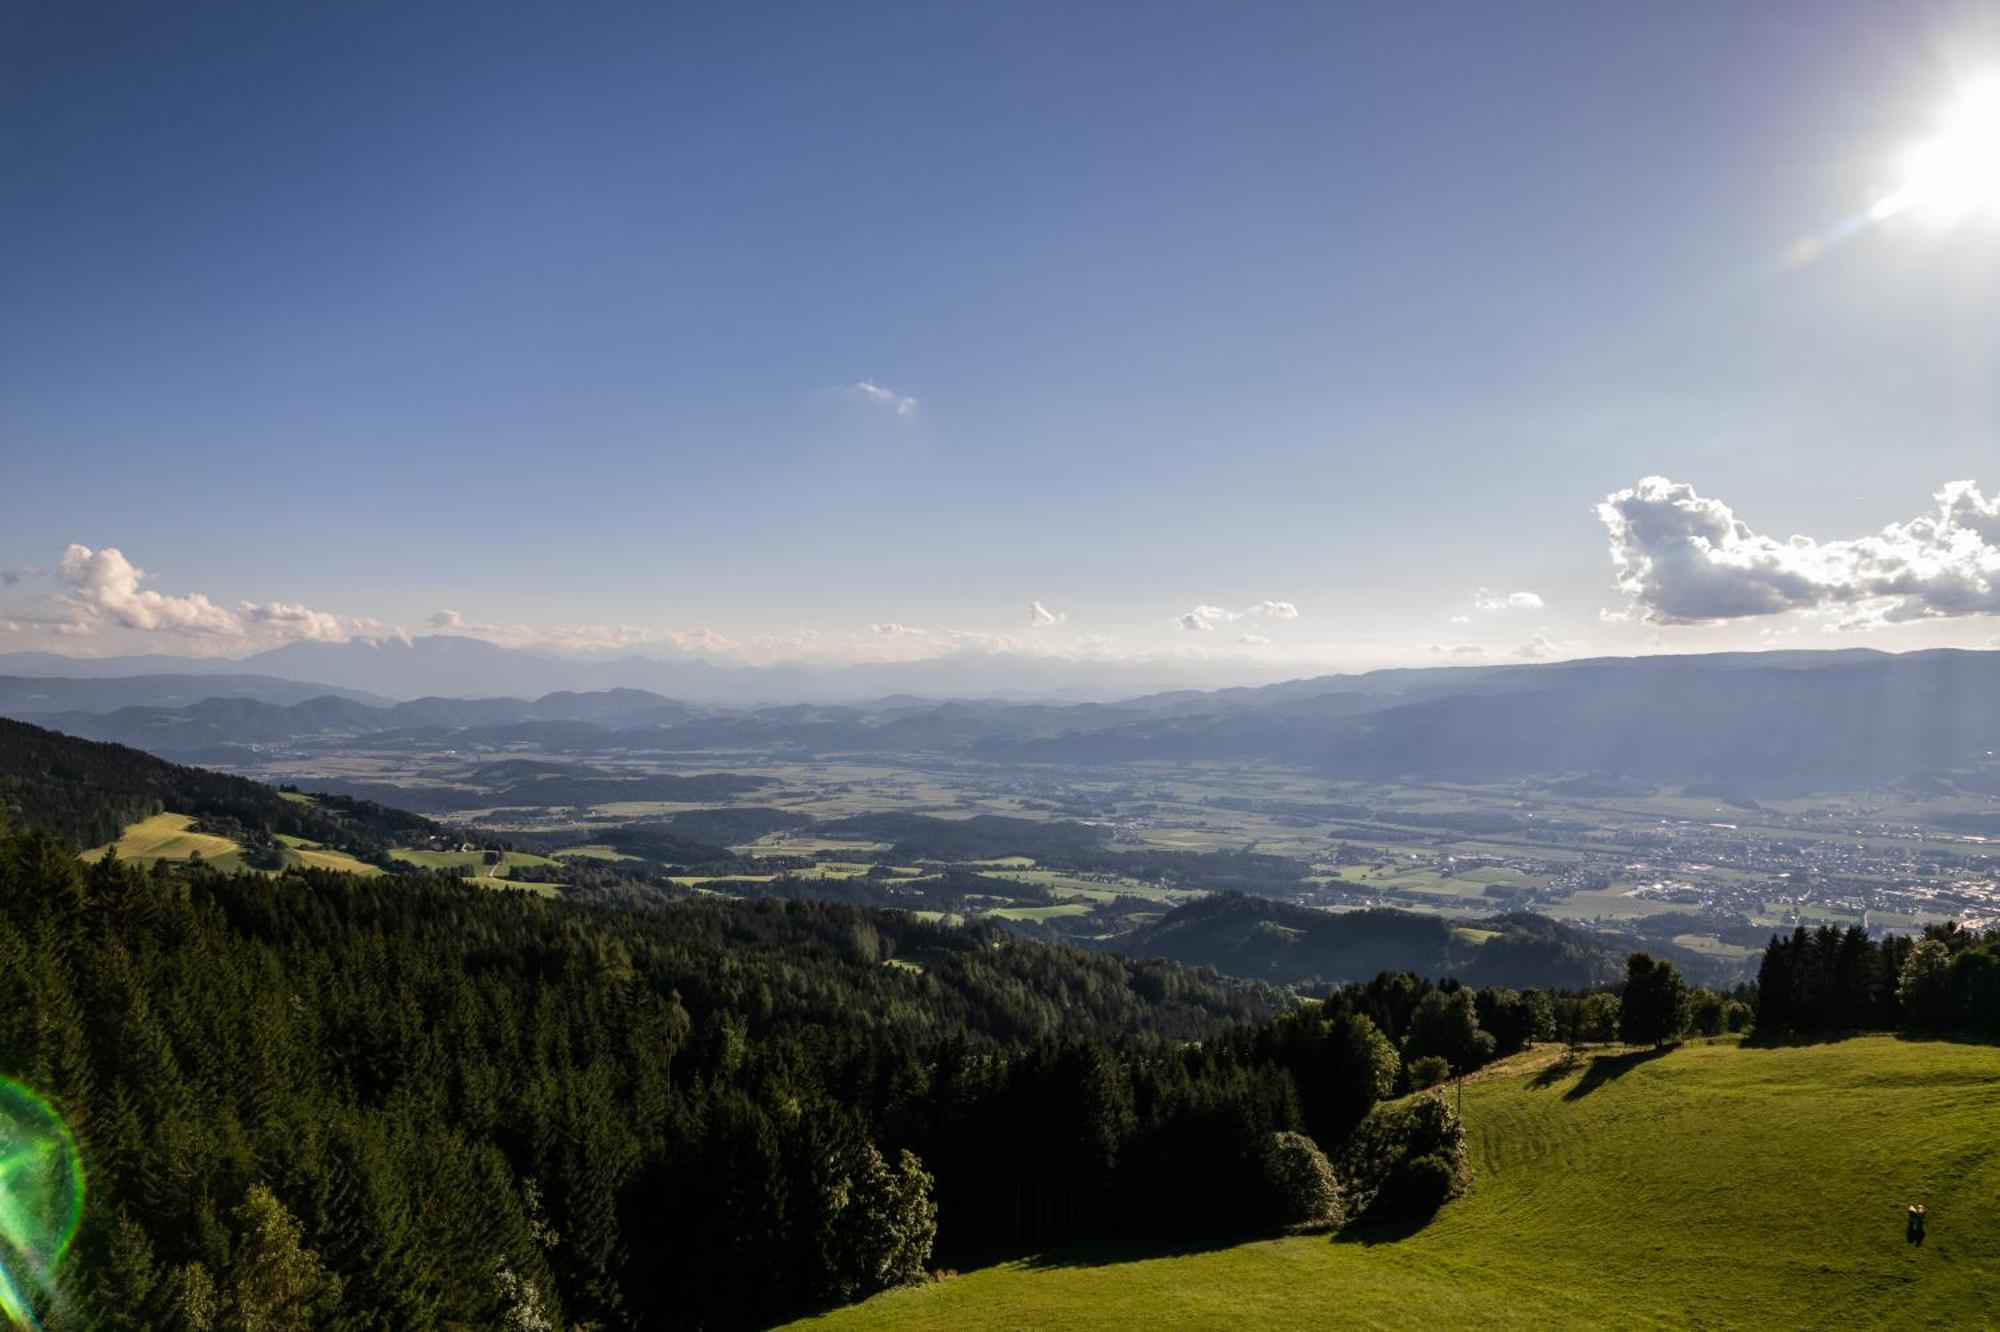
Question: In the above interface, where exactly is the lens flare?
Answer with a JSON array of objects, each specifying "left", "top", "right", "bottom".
[
  {"left": 1874, "top": 73, "right": 2000, "bottom": 225},
  {"left": 0, "top": 1081, "right": 84, "bottom": 1331}
]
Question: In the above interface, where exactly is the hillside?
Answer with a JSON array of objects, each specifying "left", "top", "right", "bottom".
[
  {"left": 1117, "top": 894, "right": 1729, "bottom": 989},
  {"left": 800, "top": 1036, "right": 2000, "bottom": 1329},
  {"left": 0, "top": 717, "right": 434, "bottom": 853}
]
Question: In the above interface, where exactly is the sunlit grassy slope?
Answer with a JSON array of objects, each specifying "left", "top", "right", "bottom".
[
  {"left": 800, "top": 1037, "right": 2000, "bottom": 1330},
  {"left": 81, "top": 812, "right": 248, "bottom": 870}
]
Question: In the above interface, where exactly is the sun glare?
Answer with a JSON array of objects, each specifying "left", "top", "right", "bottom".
[{"left": 1876, "top": 74, "right": 2000, "bottom": 224}]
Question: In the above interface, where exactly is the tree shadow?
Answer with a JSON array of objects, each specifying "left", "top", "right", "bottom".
[
  {"left": 1560, "top": 1045, "right": 1672, "bottom": 1101},
  {"left": 1529, "top": 1057, "right": 1579, "bottom": 1091},
  {"left": 1001, "top": 1231, "right": 1262, "bottom": 1272},
  {"left": 1331, "top": 1210, "right": 1437, "bottom": 1247}
]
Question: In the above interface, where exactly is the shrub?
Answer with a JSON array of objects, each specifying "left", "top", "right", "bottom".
[
  {"left": 1338, "top": 1093, "right": 1471, "bottom": 1224},
  {"left": 1263, "top": 1131, "right": 1345, "bottom": 1229},
  {"left": 1687, "top": 989, "right": 1726, "bottom": 1037},
  {"left": 1407, "top": 1055, "right": 1451, "bottom": 1090},
  {"left": 1377, "top": 1152, "right": 1458, "bottom": 1219}
]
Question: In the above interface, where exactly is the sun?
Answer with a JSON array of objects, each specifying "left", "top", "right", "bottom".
[{"left": 1875, "top": 74, "right": 2000, "bottom": 224}]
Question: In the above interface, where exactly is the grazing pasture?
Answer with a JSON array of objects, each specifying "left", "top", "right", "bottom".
[{"left": 801, "top": 1036, "right": 2000, "bottom": 1329}]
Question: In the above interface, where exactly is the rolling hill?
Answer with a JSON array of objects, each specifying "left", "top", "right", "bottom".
[
  {"left": 0, "top": 716, "right": 435, "bottom": 853},
  {"left": 1112, "top": 893, "right": 1736, "bottom": 989},
  {"left": 798, "top": 1035, "right": 2000, "bottom": 1329}
]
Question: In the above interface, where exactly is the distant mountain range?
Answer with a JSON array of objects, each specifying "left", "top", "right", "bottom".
[
  {"left": 5, "top": 645, "right": 1998, "bottom": 787},
  {"left": 0, "top": 635, "right": 1292, "bottom": 704}
]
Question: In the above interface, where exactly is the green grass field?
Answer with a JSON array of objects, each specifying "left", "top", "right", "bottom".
[{"left": 798, "top": 1036, "right": 2000, "bottom": 1329}]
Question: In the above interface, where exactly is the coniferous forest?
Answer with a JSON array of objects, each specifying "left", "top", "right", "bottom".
[{"left": 0, "top": 811, "right": 1490, "bottom": 1330}]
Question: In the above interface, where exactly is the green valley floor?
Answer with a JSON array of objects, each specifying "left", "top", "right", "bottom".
[{"left": 798, "top": 1036, "right": 2000, "bottom": 1329}]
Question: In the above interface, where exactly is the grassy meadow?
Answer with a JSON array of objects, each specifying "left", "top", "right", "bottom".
[
  {"left": 82, "top": 812, "right": 248, "bottom": 870},
  {"left": 800, "top": 1036, "right": 2000, "bottom": 1329}
]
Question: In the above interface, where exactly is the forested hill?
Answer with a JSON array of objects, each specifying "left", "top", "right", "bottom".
[
  {"left": 1118, "top": 893, "right": 1724, "bottom": 990},
  {"left": 0, "top": 828, "right": 1313, "bottom": 1329},
  {"left": 0, "top": 716, "right": 434, "bottom": 853}
]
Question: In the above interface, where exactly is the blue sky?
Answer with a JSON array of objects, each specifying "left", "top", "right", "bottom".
[{"left": 4, "top": 1, "right": 1999, "bottom": 673}]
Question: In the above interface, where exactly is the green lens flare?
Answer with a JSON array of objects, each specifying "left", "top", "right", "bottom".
[{"left": 0, "top": 1080, "right": 84, "bottom": 1331}]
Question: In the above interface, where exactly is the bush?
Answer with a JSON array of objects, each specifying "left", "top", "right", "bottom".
[
  {"left": 1407, "top": 1055, "right": 1451, "bottom": 1090},
  {"left": 1377, "top": 1152, "right": 1458, "bottom": 1220},
  {"left": 1687, "top": 989, "right": 1726, "bottom": 1036},
  {"left": 1263, "top": 1131, "right": 1345, "bottom": 1229},
  {"left": 1338, "top": 1093, "right": 1470, "bottom": 1224}
]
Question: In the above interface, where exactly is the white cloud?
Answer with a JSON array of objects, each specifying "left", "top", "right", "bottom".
[
  {"left": 1177, "top": 604, "right": 1230, "bottom": 631},
  {"left": 1429, "top": 643, "right": 1487, "bottom": 656},
  {"left": 1515, "top": 634, "right": 1558, "bottom": 659},
  {"left": 1448, "top": 615, "right": 1472, "bottom": 624},
  {"left": 1236, "top": 633, "right": 1269, "bottom": 645},
  {"left": 1028, "top": 600, "right": 1064, "bottom": 627},
  {"left": 1473, "top": 588, "right": 1545, "bottom": 611},
  {"left": 871, "top": 622, "right": 925, "bottom": 636},
  {"left": 241, "top": 600, "right": 348, "bottom": 642},
  {"left": 1597, "top": 477, "right": 2000, "bottom": 626},
  {"left": 1177, "top": 599, "right": 1300, "bottom": 631},
  {"left": 57, "top": 544, "right": 241, "bottom": 635},
  {"left": 850, "top": 380, "right": 918, "bottom": 417}
]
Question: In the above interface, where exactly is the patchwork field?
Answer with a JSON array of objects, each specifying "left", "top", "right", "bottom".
[{"left": 799, "top": 1036, "right": 2000, "bottom": 1329}]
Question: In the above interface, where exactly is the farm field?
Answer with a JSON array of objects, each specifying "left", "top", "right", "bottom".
[
  {"left": 275, "top": 834, "right": 381, "bottom": 875},
  {"left": 799, "top": 1036, "right": 2000, "bottom": 1329},
  {"left": 388, "top": 847, "right": 562, "bottom": 878}
]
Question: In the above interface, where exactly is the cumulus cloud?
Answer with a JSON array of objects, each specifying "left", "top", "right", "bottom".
[
  {"left": 58, "top": 545, "right": 245, "bottom": 636},
  {"left": 241, "top": 600, "right": 348, "bottom": 642},
  {"left": 1177, "top": 599, "right": 1301, "bottom": 630},
  {"left": 850, "top": 380, "right": 917, "bottom": 417},
  {"left": 1236, "top": 633, "right": 1269, "bottom": 645},
  {"left": 871, "top": 622, "right": 925, "bottom": 636},
  {"left": 1473, "top": 588, "right": 1545, "bottom": 611},
  {"left": 1177, "top": 605, "right": 1230, "bottom": 631},
  {"left": 1028, "top": 600, "right": 1064, "bottom": 627},
  {"left": 1597, "top": 477, "right": 2000, "bottom": 626},
  {"left": 1515, "top": 634, "right": 1558, "bottom": 659},
  {"left": 0, "top": 544, "right": 370, "bottom": 650}
]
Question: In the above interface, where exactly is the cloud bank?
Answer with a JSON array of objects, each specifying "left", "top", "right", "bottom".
[{"left": 1597, "top": 477, "right": 2000, "bottom": 627}]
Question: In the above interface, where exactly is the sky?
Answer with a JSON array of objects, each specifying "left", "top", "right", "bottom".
[{"left": 3, "top": 0, "right": 1999, "bottom": 675}]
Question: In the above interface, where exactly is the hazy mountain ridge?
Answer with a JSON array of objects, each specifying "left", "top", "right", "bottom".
[{"left": 7, "top": 646, "right": 1998, "bottom": 786}]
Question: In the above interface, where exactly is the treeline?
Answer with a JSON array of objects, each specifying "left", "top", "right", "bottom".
[
  {"left": 0, "top": 817, "right": 1488, "bottom": 1331},
  {"left": 1755, "top": 922, "right": 2000, "bottom": 1035}
]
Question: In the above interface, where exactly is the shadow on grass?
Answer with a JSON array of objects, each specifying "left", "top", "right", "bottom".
[
  {"left": 1559, "top": 1045, "right": 1673, "bottom": 1101},
  {"left": 992, "top": 1231, "right": 1261, "bottom": 1273},
  {"left": 1741, "top": 1028, "right": 2000, "bottom": 1051},
  {"left": 1331, "top": 1210, "right": 1437, "bottom": 1247}
]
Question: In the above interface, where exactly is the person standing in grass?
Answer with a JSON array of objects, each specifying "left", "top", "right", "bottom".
[{"left": 1906, "top": 1203, "right": 1926, "bottom": 1246}]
